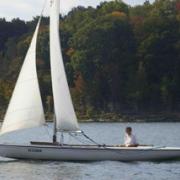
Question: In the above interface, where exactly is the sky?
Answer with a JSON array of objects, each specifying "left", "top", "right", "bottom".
[{"left": 0, "top": 0, "right": 155, "bottom": 21}]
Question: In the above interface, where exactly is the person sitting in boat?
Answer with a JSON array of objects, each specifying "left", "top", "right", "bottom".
[{"left": 124, "top": 127, "right": 138, "bottom": 147}]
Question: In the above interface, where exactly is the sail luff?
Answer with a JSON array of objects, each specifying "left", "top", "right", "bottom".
[
  {"left": 50, "top": 0, "right": 79, "bottom": 132},
  {"left": 1, "top": 19, "right": 45, "bottom": 134}
]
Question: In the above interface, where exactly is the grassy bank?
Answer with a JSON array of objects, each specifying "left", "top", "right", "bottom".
[
  {"left": 45, "top": 112, "right": 180, "bottom": 123},
  {"left": 1, "top": 107, "right": 180, "bottom": 122}
]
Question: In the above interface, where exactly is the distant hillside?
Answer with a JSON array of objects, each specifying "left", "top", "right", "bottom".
[{"left": 1, "top": 0, "right": 180, "bottom": 121}]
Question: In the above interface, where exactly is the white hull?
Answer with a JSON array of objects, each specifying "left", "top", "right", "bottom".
[{"left": 0, "top": 144, "right": 180, "bottom": 161}]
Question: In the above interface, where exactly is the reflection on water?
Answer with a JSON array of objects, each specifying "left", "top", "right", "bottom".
[{"left": 0, "top": 122, "right": 180, "bottom": 180}]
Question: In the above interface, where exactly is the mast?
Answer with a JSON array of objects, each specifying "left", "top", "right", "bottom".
[
  {"left": 50, "top": 0, "right": 79, "bottom": 143},
  {"left": 53, "top": 113, "right": 57, "bottom": 143},
  {"left": 50, "top": 0, "right": 79, "bottom": 133},
  {"left": 50, "top": 0, "right": 57, "bottom": 143}
]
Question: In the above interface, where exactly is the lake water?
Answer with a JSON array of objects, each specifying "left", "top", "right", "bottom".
[{"left": 0, "top": 122, "right": 180, "bottom": 180}]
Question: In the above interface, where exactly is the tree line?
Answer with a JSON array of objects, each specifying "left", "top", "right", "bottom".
[{"left": 0, "top": 0, "right": 180, "bottom": 120}]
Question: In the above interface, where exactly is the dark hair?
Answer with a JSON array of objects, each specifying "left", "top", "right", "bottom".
[{"left": 126, "top": 127, "right": 132, "bottom": 131}]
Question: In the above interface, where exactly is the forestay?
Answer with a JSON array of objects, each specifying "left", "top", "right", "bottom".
[
  {"left": 50, "top": 0, "right": 79, "bottom": 132},
  {"left": 1, "top": 19, "right": 45, "bottom": 134}
]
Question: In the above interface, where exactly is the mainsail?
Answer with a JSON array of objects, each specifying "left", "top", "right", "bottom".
[
  {"left": 1, "top": 19, "right": 45, "bottom": 134},
  {"left": 50, "top": 0, "right": 79, "bottom": 132}
]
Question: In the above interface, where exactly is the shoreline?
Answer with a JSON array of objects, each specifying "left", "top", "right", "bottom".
[
  {"left": 46, "top": 114, "right": 180, "bottom": 123},
  {"left": 1, "top": 120, "right": 180, "bottom": 123},
  {"left": 1, "top": 112, "right": 180, "bottom": 123}
]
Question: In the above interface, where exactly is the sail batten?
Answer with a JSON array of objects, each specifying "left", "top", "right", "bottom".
[
  {"left": 1, "top": 19, "right": 45, "bottom": 134},
  {"left": 50, "top": 0, "right": 79, "bottom": 132}
]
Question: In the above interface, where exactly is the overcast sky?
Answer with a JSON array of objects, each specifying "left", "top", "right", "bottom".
[{"left": 0, "top": 0, "right": 155, "bottom": 21}]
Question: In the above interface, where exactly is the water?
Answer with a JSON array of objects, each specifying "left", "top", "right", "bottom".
[{"left": 0, "top": 122, "right": 180, "bottom": 180}]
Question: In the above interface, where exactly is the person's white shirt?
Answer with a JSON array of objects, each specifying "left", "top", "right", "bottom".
[{"left": 124, "top": 133, "right": 138, "bottom": 147}]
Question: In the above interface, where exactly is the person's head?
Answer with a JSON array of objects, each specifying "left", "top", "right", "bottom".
[{"left": 126, "top": 127, "right": 132, "bottom": 135}]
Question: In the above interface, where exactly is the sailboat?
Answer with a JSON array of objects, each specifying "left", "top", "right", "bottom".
[{"left": 0, "top": 0, "right": 180, "bottom": 161}]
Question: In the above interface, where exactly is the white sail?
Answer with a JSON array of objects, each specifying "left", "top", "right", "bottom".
[
  {"left": 50, "top": 0, "right": 79, "bottom": 132},
  {"left": 1, "top": 20, "right": 45, "bottom": 134}
]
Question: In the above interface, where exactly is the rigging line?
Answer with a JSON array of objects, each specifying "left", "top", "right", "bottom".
[
  {"left": 70, "top": 133, "right": 136, "bottom": 156},
  {"left": 40, "top": 0, "right": 48, "bottom": 18},
  {"left": 69, "top": 132, "right": 91, "bottom": 144},
  {"left": 44, "top": 124, "right": 52, "bottom": 141},
  {"left": 60, "top": 132, "right": 64, "bottom": 144},
  {"left": 68, "top": 133, "right": 89, "bottom": 144},
  {"left": 70, "top": 132, "right": 97, "bottom": 145},
  {"left": 34, "top": 0, "right": 47, "bottom": 27},
  {"left": 69, "top": 133, "right": 91, "bottom": 145},
  {"left": 81, "top": 131, "right": 106, "bottom": 147}
]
